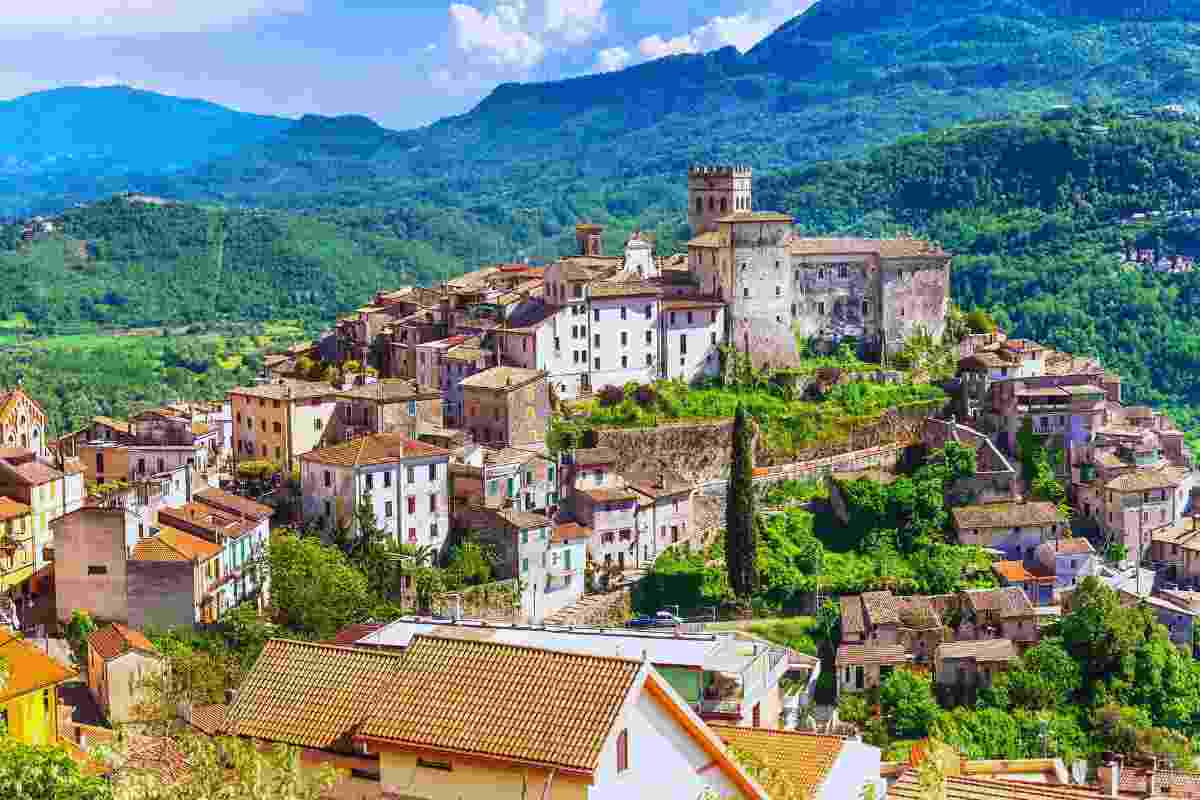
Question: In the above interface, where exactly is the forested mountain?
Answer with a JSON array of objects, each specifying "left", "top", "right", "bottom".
[{"left": 757, "top": 106, "right": 1200, "bottom": 429}]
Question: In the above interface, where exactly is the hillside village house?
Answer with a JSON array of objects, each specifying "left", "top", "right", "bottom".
[
  {"left": 414, "top": 335, "right": 490, "bottom": 426},
  {"left": 626, "top": 471, "right": 694, "bottom": 564},
  {"left": 835, "top": 644, "right": 912, "bottom": 696},
  {"left": 839, "top": 591, "right": 945, "bottom": 662},
  {"left": 448, "top": 445, "right": 557, "bottom": 516},
  {"left": 300, "top": 434, "right": 451, "bottom": 552},
  {"left": 951, "top": 501, "right": 1069, "bottom": 562},
  {"left": 0, "top": 449, "right": 84, "bottom": 574},
  {"left": 86, "top": 623, "right": 164, "bottom": 725},
  {"left": 0, "top": 496, "right": 33, "bottom": 592},
  {"left": 129, "top": 527, "right": 224, "bottom": 625},
  {"left": 330, "top": 379, "right": 443, "bottom": 442},
  {"left": 955, "top": 586, "right": 1039, "bottom": 645},
  {"left": 0, "top": 633, "right": 75, "bottom": 747},
  {"left": 459, "top": 366, "right": 549, "bottom": 448},
  {"left": 354, "top": 635, "right": 768, "bottom": 800},
  {"left": 229, "top": 381, "right": 337, "bottom": 469},
  {"left": 934, "top": 638, "right": 1019, "bottom": 705},
  {"left": 350, "top": 619, "right": 800, "bottom": 731}
]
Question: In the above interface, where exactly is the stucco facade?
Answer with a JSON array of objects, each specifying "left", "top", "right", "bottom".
[{"left": 230, "top": 382, "right": 337, "bottom": 469}]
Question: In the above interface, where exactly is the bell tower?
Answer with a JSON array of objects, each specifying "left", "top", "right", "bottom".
[{"left": 688, "top": 165, "right": 753, "bottom": 236}]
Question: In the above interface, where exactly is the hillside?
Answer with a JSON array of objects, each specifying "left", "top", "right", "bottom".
[
  {"left": 757, "top": 106, "right": 1200, "bottom": 431},
  {"left": 0, "top": 197, "right": 463, "bottom": 329}
]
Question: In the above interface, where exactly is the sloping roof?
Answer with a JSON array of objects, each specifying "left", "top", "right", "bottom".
[
  {"left": 992, "top": 561, "right": 1037, "bottom": 583},
  {"left": 359, "top": 635, "right": 642, "bottom": 774},
  {"left": 623, "top": 471, "right": 692, "bottom": 498},
  {"left": 835, "top": 644, "right": 911, "bottom": 667},
  {"left": 156, "top": 527, "right": 221, "bottom": 561},
  {"left": 711, "top": 725, "right": 844, "bottom": 798},
  {"left": 951, "top": 501, "right": 1066, "bottom": 529},
  {"left": 687, "top": 231, "right": 726, "bottom": 248},
  {"left": 1104, "top": 467, "right": 1187, "bottom": 491},
  {"left": 329, "top": 623, "right": 387, "bottom": 646},
  {"left": 588, "top": 281, "right": 661, "bottom": 298},
  {"left": 580, "top": 486, "right": 638, "bottom": 503},
  {"left": 840, "top": 595, "right": 865, "bottom": 635},
  {"left": 130, "top": 537, "right": 188, "bottom": 562},
  {"left": 188, "top": 704, "right": 228, "bottom": 736},
  {"left": 223, "top": 639, "right": 406, "bottom": 750},
  {"left": 553, "top": 521, "right": 592, "bottom": 543},
  {"left": 229, "top": 381, "right": 332, "bottom": 401},
  {"left": 10, "top": 461, "right": 63, "bottom": 486},
  {"left": 964, "top": 586, "right": 1034, "bottom": 618},
  {"left": 789, "top": 236, "right": 948, "bottom": 258},
  {"left": 861, "top": 591, "right": 900, "bottom": 626},
  {"left": 1120, "top": 766, "right": 1200, "bottom": 796},
  {"left": 0, "top": 634, "right": 76, "bottom": 702},
  {"left": 459, "top": 366, "right": 544, "bottom": 391},
  {"left": 0, "top": 496, "right": 30, "bottom": 521},
  {"left": 118, "top": 735, "right": 190, "bottom": 784},
  {"left": 193, "top": 487, "right": 273, "bottom": 521},
  {"left": 93, "top": 416, "right": 131, "bottom": 434},
  {"left": 1041, "top": 537, "right": 1094, "bottom": 556},
  {"left": 937, "top": 638, "right": 1018, "bottom": 662},
  {"left": 888, "top": 770, "right": 1107, "bottom": 799},
  {"left": 335, "top": 379, "right": 436, "bottom": 402},
  {"left": 87, "top": 623, "right": 158, "bottom": 661},
  {"left": 573, "top": 447, "right": 618, "bottom": 465},
  {"left": 300, "top": 434, "right": 450, "bottom": 468},
  {"left": 715, "top": 211, "right": 794, "bottom": 224}
]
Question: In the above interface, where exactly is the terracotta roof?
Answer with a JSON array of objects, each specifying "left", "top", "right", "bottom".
[
  {"left": 580, "top": 486, "right": 638, "bottom": 503},
  {"left": 964, "top": 587, "right": 1034, "bottom": 618},
  {"left": 335, "top": 379, "right": 437, "bottom": 402},
  {"left": 130, "top": 536, "right": 188, "bottom": 562},
  {"left": 158, "top": 504, "right": 256, "bottom": 540},
  {"left": 87, "top": 623, "right": 158, "bottom": 661},
  {"left": 0, "top": 496, "right": 30, "bottom": 521},
  {"left": 623, "top": 471, "right": 692, "bottom": 498},
  {"left": 937, "top": 638, "right": 1018, "bottom": 662},
  {"left": 188, "top": 704, "right": 228, "bottom": 735},
  {"left": 10, "top": 461, "right": 63, "bottom": 486},
  {"left": 156, "top": 527, "right": 221, "bottom": 561},
  {"left": 589, "top": 281, "right": 661, "bottom": 298},
  {"left": 789, "top": 236, "right": 948, "bottom": 258},
  {"left": 573, "top": 447, "right": 618, "bottom": 465},
  {"left": 459, "top": 366, "right": 544, "bottom": 391},
  {"left": 1042, "top": 537, "right": 1094, "bottom": 556},
  {"left": 660, "top": 297, "right": 725, "bottom": 311},
  {"left": 0, "top": 635, "right": 76, "bottom": 702},
  {"left": 190, "top": 422, "right": 212, "bottom": 436},
  {"left": 861, "top": 591, "right": 900, "bottom": 626},
  {"left": 1121, "top": 766, "right": 1200, "bottom": 795},
  {"left": 992, "top": 561, "right": 1037, "bottom": 583},
  {"left": 1104, "top": 467, "right": 1187, "bottom": 491},
  {"left": 329, "top": 623, "right": 386, "bottom": 646},
  {"left": 223, "top": 639, "right": 406, "bottom": 750},
  {"left": 951, "top": 501, "right": 1066, "bottom": 530},
  {"left": 840, "top": 595, "right": 865, "bottom": 635},
  {"left": 715, "top": 211, "right": 794, "bottom": 224},
  {"left": 888, "top": 770, "right": 1107, "bottom": 799},
  {"left": 835, "top": 644, "right": 911, "bottom": 667},
  {"left": 894, "top": 595, "right": 942, "bottom": 629},
  {"left": 193, "top": 487, "right": 273, "bottom": 521},
  {"left": 301, "top": 434, "right": 450, "bottom": 468},
  {"left": 119, "top": 735, "right": 190, "bottom": 784},
  {"left": 467, "top": 505, "right": 549, "bottom": 531},
  {"left": 553, "top": 521, "right": 592, "bottom": 543},
  {"left": 229, "top": 381, "right": 332, "bottom": 401},
  {"left": 358, "top": 635, "right": 642, "bottom": 774},
  {"left": 93, "top": 416, "right": 131, "bottom": 434},
  {"left": 711, "top": 724, "right": 844, "bottom": 798},
  {"left": 687, "top": 231, "right": 726, "bottom": 248}
]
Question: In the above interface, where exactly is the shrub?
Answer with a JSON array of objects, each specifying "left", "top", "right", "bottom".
[
  {"left": 634, "top": 383, "right": 658, "bottom": 406},
  {"left": 597, "top": 384, "right": 624, "bottom": 406}
]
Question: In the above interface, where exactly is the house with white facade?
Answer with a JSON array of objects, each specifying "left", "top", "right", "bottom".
[
  {"left": 626, "top": 471, "right": 695, "bottom": 567},
  {"left": 448, "top": 445, "right": 557, "bottom": 520},
  {"left": 565, "top": 447, "right": 640, "bottom": 570},
  {"left": 661, "top": 298, "right": 725, "bottom": 383},
  {"left": 299, "top": 433, "right": 451, "bottom": 553}
]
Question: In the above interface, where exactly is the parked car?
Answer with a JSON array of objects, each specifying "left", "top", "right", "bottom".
[{"left": 626, "top": 610, "right": 683, "bottom": 629}]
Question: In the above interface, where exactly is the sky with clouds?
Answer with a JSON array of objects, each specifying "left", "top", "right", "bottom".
[{"left": 0, "top": 0, "right": 817, "bottom": 130}]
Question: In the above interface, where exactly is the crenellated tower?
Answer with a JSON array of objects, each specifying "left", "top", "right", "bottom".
[{"left": 687, "top": 165, "right": 753, "bottom": 236}]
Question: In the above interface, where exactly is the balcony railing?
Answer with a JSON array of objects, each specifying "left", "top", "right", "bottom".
[{"left": 695, "top": 699, "right": 741, "bottom": 716}]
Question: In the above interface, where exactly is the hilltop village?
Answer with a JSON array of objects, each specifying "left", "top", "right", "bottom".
[{"left": 0, "top": 167, "right": 1197, "bottom": 799}]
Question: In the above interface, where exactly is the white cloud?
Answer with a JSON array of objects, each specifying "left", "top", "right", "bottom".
[
  {"left": 593, "top": 46, "right": 630, "bottom": 72},
  {"left": 543, "top": 0, "right": 605, "bottom": 45},
  {"left": 635, "top": 0, "right": 817, "bottom": 64},
  {"left": 1, "top": 0, "right": 306, "bottom": 36},
  {"left": 449, "top": 1, "right": 545, "bottom": 68}
]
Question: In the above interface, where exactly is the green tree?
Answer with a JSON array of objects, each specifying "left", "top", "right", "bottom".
[
  {"left": 964, "top": 308, "right": 997, "bottom": 334},
  {"left": 879, "top": 669, "right": 940, "bottom": 739},
  {"left": 725, "top": 403, "right": 759, "bottom": 598},
  {"left": 264, "top": 533, "right": 372, "bottom": 639},
  {"left": 1057, "top": 576, "right": 1154, "bottom": 689},
  {"left": 812, "top": 599, "right": 841, "bottom": 663},
  {"left": 64, "top": 609, "right": 98, "bottom": 667},
  {"left": 1002, "top": 640, "right": 1082, "bottom": 711},
  {"left": 0, "top": 736, "right": 112, "bottom": 800}
]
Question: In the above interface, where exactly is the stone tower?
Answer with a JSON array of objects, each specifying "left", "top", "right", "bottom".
[
  {"left": 688, "top": 165, "right": 753, "bottom": 236},
  {"left": 575, "top": 223, "right": 603, "bottom": 256}
]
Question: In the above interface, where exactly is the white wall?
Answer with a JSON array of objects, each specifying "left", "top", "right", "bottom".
[
  {"left": 815, "top": 738, "right": 880, "bottom": 800},
  {"left": 663, "top": 306, "right": 723, "bottom": 383},
  {"left": 589, "top": 297, "right": 658, "bottom": 389}
]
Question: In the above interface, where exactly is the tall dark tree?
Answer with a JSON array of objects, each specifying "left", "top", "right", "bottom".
[{"left": 726, "top": 403, "right": 758, "bottom": 598}]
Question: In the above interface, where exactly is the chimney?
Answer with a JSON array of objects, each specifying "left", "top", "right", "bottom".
[{"left": 1097, "top": 752, "right": 1121, "bottom": 798}]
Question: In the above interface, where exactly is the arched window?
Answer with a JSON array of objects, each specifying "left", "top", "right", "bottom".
[
  {"left": 708, "top": 196, "right": 715, "bottom": 212},
  {"left": 720, "top": 197, "right": 727, "bottom": 213},
  {"left": 695, "top": 197, "right": 703, "bottom": 214}
]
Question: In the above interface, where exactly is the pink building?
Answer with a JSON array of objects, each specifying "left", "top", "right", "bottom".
[{"left": 626, "top": 471, "right": 694, "bottom": 567}]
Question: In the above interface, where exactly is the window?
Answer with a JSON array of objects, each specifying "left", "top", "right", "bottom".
[
  {"left": 274, "top": 446, "right": 281, "bottom": 460},
  {"left": 743, "top": 287, "right": 749, "bottom": 298},
  {"left": 621, "top": 355, "right": 628, "bottom": 368},
  {"left": 775, "top": 286, "right": 781, "bottom": 297},
  {"left": 791, "top": 303, "right": 797, "bottom": 316},
  {"left": 680, "top": 334, "right": 687, "bottom": 355},
  {"left": 710, "top": 332, "right": 717, "bottom": 346},
  {"left": 863, "top": 300, "right": 870, "bottom": 315},
  {"left": 645, "top": 330, "right": 652, "bottom": 345},
  {"left": 817, "top": 302, "right": 825, "bottom": 315},
  {"left": 407, "top": 497, "right": 416, "bottom": 515},
  {"left": 670, "top": 312, "right": 676, "bottom": 325},
  {"left": 645, "top": 353, "right": 653, "bottom": 366},
  {"left": 644, "top": 305, "right": 652, "bottom": 320},
  {"left": 695, "top": 197, "right": 703, "bottom": 213},
  {"left": 407, "top": 466, "right": 415, "bottom": 483},
  {"left": 430, "top": 522, "right": 439, "bottom": 539},
  {"left": 593, "top": 309, "right": 600, "bottom": 322},
  {"left": 313, "top": 418, "right": 321, "bottom": 432},
  {"left": 620, "top": 331, "right": 628, "bottom": 347},
  {"left": 408, "top": 400, "right": 416, "bottom": 416},
  {"left": 594, "top": 357, "right": 600, "bottom": 369},
  {"left": 384, "top": 471, "right": 392, "bottom": 488},
  {"left": 429, "top": 463, "right": 437, "bottom": 481},
  {"left": 87, "top": 565, "right": 107, "bottom": 575},
  {"left": 323, "top": 470, "right": 331, "bottom": 487},
  {"left": 573, "top": 284, "right": 582, "bottom": 298},
  {"left": 594, "top": 333, "right": 600, "bottom": 347},
  {"left": 838, "top": 265, "right": 847, "bottom": 278},
  {"left": 273, "top": 422, "right": 281, "bottom": 433},
  {"left": 365, "top": 473, "right": 374, "bottom": 490},
  {"left": 261, "top": 420, "right": 267, "bottom": 432},
  {"left": 616, "top": 729, "right": 629, "bottom": 773},
  {"left": 429, "top": 494, "right": 437, "bottom": 512},
  {"left": 548, "top": 466, "right": 555, "bottom": 482},
  {"left": 620, "top": 307, "right": 627, "bottom": 321},
  {"left": 487, "top": 479, "right": 499, "bottom": 496},
  {"left": 385, "top": 501, "right": 394, "bottom": 518}
]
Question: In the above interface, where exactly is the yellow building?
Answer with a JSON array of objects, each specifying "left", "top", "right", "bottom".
[
  {"left": 0, "top": 496, "right": 33, "bottom": 591},
  {"left": 0, "top": 632, "right": 76, "bottom": 746},
  {"left": 228, "top": 382, "right": 337, "bottom": 471},
  {"left": 0, "top": 386, "right": 49, "bottom": 457}
]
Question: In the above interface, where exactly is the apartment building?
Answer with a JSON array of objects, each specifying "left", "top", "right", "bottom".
[
  {"left": 661, "top": 298, "right": 724, "bottom": 382},
  {"left": 626, "top": 471, "right": 694, "bottom": 565},
  {"left": 951, "top": 501, "right": 1069, "bottom": 562},
  {"left": 299, "top": 434, "right": 451, "bottom": 553},
  {"left": 228, "top": 381, "right": 337, "bottom": 469},
  {"left": 448, "top": 445, "right": 557, "bottom": 517},
  {"left": 459, "top": 366, "right": 549, "bottom": 448},
  {"left": 566, "top": 447, "right": 640, "bottom": 570},
  {"left": 414, "top": 335, "right": 491, "bottom": 426},
  {"left": 329, "top": 379, "right": 443, "bottom": 442},
  {"left": 0, "top": 496, "right": 32, "bottom": 592},
  {"left": 0, "top": 449, "right": 82, "bottom": 571}
]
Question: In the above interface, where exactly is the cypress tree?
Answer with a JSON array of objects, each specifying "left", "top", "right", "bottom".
[{"left": 726, "top": 403, "right": 758, "bottom": 598}]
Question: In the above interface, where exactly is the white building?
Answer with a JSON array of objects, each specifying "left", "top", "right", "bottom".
[{"left": 299, "top": 433, "right": 451, "bottom": 552}]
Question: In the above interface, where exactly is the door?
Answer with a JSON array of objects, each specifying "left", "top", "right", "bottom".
[
  {"left": 618, "top": 552, "right": 625, "bottom": 570},
  {"left": 855, "top": 666, "right": 864, "bottom": 690}
]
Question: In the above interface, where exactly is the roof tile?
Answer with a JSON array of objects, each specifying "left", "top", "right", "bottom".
[
  {"left": 87, "top": 623, "right": 158, "bottom": 661},
  {"left": 711, "top": 725, "right": 844, "bottom": 798},
  {"left": 301, "top": 434, "right": 450, "bottom": 468}
]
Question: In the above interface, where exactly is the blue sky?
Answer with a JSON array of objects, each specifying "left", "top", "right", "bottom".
[{"left": 0, "top": 0, "right": 816, "bottom": 130}]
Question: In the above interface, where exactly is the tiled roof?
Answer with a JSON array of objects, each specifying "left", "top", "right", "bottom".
[
  {"left": 888, "top": 770, "right": 1107, "bottom": 799},
  {"left": 480, "top": 447, "right": 541, "bottom": 467},
  {"left": 964, "top": 587, "right": 1034, "bottom": 618},
  {"left": 467, "top": 505, "right": 549, "bottom": 530},
  {"left": 861, "top": 591, "right": 900, "bottom": 626},
  {"left": 660, "top": 297, "right": 725, "bottom": 311},
  {"left": 300, "top": 434, "right": 450, "bottom": 467},
  {"left": 459, "top": 366, "right": 544, "bottom": 391},
  {"left": 623, "top": 471, "right": 692, "bottom": 498},
  {"left": 588, "top": 281, "right": 661, "bottom": 298},
  {"left": 87, "top": 623, "right": 158, "bottom": 661},
  {"left": 335, "top": 379, "right": 437, "bottom": 402},
  {"left": 840, "top": 595, "right": 865, "bottom": 634},
  {"left": 789, "top": 237, "right": 948, "bottom": 258},
  {"left": 1042, "top": 537, "right": 1094, "bottom": 556},
  {"left": 329, "top": 623, "right": 386, "bottom": 646},
  {"left": 93, "top": 416, "right": 131, "bottom": 434},
  {"left": 188, "top": 704, "right": 228, "bottom": 735},
  {"left": 579, "top": 486, "right": 639, "bottom": 503},
  {"left": 1120, "top": 766, "right": 1200, "bottom": 795},
  {"left": 193, "top": 487, "right": 273, "bottom": 521},
  {"left": 0, "top": 635, "right": 76, "bottom": 703},
  {"left": 992, "top": 561, "right": 1037, "bottom": 583},
  {"left": 0, "top": 496, "right": 30, "bottom": 521},
  {"left": 573, "top": 447, "right": 618, "bottom": 465},
  {"left": 835, "top": 644, "right": 911, "bottom": 667},
  {"left": 159, "top": 503, "right": 257, "bottom": 540},
  {"left": 229, "top": 381, "right": 332, "bottom": 401},
  {"left": 687, "top": 231, "right": 726, "bottom": 248},
  {"left": 223, "top": 639, "right": 406, "bottom": 750},
  {"left": 715, "top": 211, "right": 794, "bottom": 224},
  {"left": 553, "top": 521, "right": 592, "bottom": 543},
  {"left": 951, "top": 501, "right": 1066, "bottom": 529},
  {"left": 711, "top": 724, "right": 844, "bottom": 798},
  {"left": 895, "top": 595, "right": 942, "bottom": 629},
  {"left": 1104, "top": 467, "right": 1187, "bottom": 491},
  {"left": 130, "top": 536, "right": 188, "bottom": 562},
  {"left": 119, "top": 735, "right": 190, "bottom": 784},
  {"left": 358, "top": 635, "right": 642, "bottom": 774},
  {"left": 937, "top": 638, "right": 1018, "bottom": 662},
  {"left": 10, "top": 461, "right": 63, "bottom": 486},
  {"left": 156, "top": 527, "right": 221, "bottom": 561}
]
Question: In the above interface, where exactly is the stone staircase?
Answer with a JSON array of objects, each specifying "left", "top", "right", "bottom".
[{"left": 543, "top": 587, "right": 631, "bottom": 627}]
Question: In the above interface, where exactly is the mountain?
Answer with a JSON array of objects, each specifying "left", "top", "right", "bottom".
[{"left": 0, "top": 86, "right": 291, "bottom": 215}]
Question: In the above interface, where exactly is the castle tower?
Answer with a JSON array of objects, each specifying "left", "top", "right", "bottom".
[
  {"left": 575, "top": 223, "right": 604, "bottom": 256},
  {"left": 688, "top": 165, "right": 753, "bottom": 236}
]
